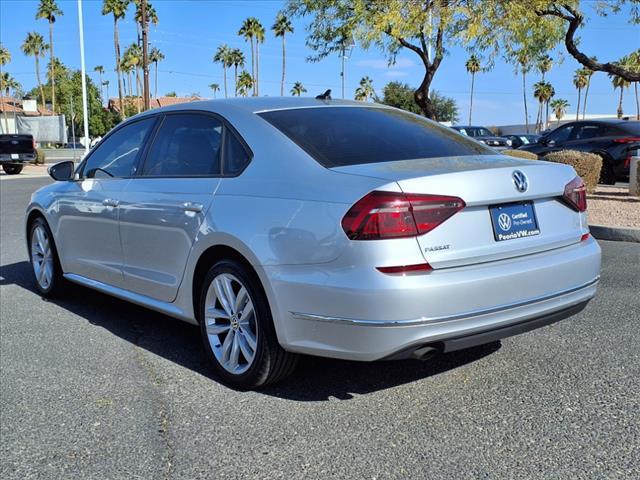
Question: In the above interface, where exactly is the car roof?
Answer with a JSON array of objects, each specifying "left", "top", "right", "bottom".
[
  {"left": 140, "top": 96, "right": 378, "bottom": 115},
  {"left": 567, "top": 119, "right": 637, "bottom": 125}
]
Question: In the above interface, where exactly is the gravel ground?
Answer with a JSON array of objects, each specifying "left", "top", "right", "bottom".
[
  {"left": 2, "top": 178, "right": 640, "bottom": 479},
  {"left": 587, "top": 185, "right": 640, "bottom": 228}
]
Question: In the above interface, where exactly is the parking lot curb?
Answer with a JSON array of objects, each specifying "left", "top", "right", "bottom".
[{"left": 590, "top": 225, "right": 640, "bottom": 243}]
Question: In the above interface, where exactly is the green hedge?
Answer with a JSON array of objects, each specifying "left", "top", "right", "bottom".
[{"left": 542, "top": 150, "right": 602, "bottom": 193}]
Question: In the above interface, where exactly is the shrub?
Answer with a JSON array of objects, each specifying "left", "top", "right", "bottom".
[
  {"left": 502, "top": 149, "right": 538, "bottom": 160},
  {"left": 35, "top": 149, "right": 46, "bottom": 165},
  {"left": 542, "top": 150, "right": 602, "bottom": 193}
]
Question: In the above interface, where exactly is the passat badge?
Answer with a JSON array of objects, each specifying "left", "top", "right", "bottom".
[{"left": 512, "top": 170, "right": 528, "bottom": 193}]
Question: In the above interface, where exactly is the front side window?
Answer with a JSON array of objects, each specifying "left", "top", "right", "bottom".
[
  {"left": 573, "top": 124, "right": 603, "bottom": 140},
  {"left": 141, "top": 113, "right": 223, "bottom": 177},
  {"left": 83, "top": 117, "right": 155, "bottom": 178},
  {"left": 547, "top": 125, "right": 574, "bottom": 144},
  {"left": 259, "top": 107, "right": 491, "bottom": 168}
]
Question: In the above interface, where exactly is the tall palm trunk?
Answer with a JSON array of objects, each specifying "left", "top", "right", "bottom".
[
  {"left": 135, "top": 67, "right": 141, "bottom": 113},
  {"left": 535, "top": 101, "right": 542, "bottom": 133},
  {"left": 154, "top": 61, "right": 158, "bottom": 98},
  {"left": 582, "top": 78, "right": 590, "bottom": 120},
  {"left": 128, "top": 71, "right": 133, "bottom": 98},
  {"left": 576, "top": 88, "right": 581, "bottom": 121},
  {"left": 255, "top": 41, "right": 260, "bottom": 96},
  {"left": 280, "top": 35, "right": 286, "bottom": 96},
  {"left": 468, "top": 72, "right": 475, "bottom": 125},
  {"left": 223, "top": 64, "right": 228, "bottom": 98},
  {"left": 114, "top": 17, "right": 125, "bottom": 119},
  {"left": 617, "top": 87, "right": 624, "bottom": 119},
  {"left": 635, "top": 82, "right": 639, "bottom": 120},
  {"left": 35, "top": 54, "right": 45, "bottom": 108},
  {"left": 250, "top": 39, "right": 255, "bottom": 96},
  {"left": 522, "top": 71, "right": 529, "bottom": 133},
  {"left": 0, "top": 63, "right": 9, "bottom": 133},
  {"left": 545, "top": 101, "right": 550, "bottom": 130},
  {"left": 49, "top": 19, "right": 55, "bottom": 113},
  {"left": 234, "top": 65, "right": 238, "bottom": 97}
]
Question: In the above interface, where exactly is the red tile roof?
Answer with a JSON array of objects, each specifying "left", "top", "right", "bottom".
[{"left": 108, "top": 96, "right": 202, "bottom": 113}]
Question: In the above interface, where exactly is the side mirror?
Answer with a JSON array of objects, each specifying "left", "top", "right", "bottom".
[{"left": 48, "top": 161, "right": 76, "bottom": 181}]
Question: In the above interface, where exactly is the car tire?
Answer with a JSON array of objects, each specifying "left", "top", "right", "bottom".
[
  {"left": 2, "top": 164, "right": 24, "bottom": 175},
  {"left": 28, "top": 216, "right": 65, "bottom": 297},
  {"left": 198, "top": 259, "right": 298, "bottom": 389},
  {"left": 598, "top": 158, "right": 616, "bottom": 185}
]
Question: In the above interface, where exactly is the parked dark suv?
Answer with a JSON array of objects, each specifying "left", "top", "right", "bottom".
[
  {"left": 0, "top": 134, "right": 37, "bottom": 175},
  {"left": 518, "top": 119, "right": 640, "bottom": 184}
]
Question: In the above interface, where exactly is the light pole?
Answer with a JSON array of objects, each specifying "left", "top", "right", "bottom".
[
  {"left": 77, "top": 0, "right": 89, "bottom": 156},
  {"left": 141, "top": 0, "right": 150, "bottom": 110},
  {"left": 339, "top": 36, "right": 355, "bottom": 99}
]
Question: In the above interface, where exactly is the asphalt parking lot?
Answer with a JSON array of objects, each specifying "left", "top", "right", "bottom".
[{"left": 1, "top": 177, "right": 639, "bottom": 479}]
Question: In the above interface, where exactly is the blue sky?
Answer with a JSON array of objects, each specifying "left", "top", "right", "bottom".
[{"left": 1, "top": 0, "right": 638, "bottom": 125}]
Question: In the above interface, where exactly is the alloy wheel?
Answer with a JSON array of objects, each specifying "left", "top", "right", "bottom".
[
  {"left": 204, "top": 273, "right": 258, "bottom": 374},
  {"left": 31, "top": 225, "right": 54, "bottom": 290}
]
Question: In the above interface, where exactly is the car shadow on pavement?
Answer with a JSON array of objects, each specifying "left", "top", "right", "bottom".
[{"left": 1, "top": 260, "right": 501, "bottom": 401}]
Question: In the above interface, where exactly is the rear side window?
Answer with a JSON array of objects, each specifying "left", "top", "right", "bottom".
[
  {"left": 223, "top": 129, "right": 251, "bottom": 175},
  {"left": 259, "top": 107, "right": 491, "bottom": 168},
  {"left": 142, "top": 113, "right": 223, "bottom": 176},
  {"left": 83, "top": 117, "right": 155, "bottom": 178},
  {"left": 573, "top": 124, "right": 602, "bottom": 140}
]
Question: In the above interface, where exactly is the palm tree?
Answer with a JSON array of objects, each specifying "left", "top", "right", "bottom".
[
  {"left": 102, "top": 0, "right": 129, "bottom": 118},
  {"left": 209, "top": 83, "right": 220, "bottom": 99},
  {"left": 148, "top": 47, "right": 164, "bottom": 98},
  {"left": 21, "top": 32, "right": 48, "bottom": 108},
  {"left": 550, "top": 98, "right": 569, "bottom": 125},
  {"left": 465, "top": 54, "right": 481, "bottom": 125},
  {"left": 229, "top": 49, "right": 245, "bottom": 97},
  {"left": 516, "top": 51, "right": 531, "bottom": 133},
  {"left": 239, "top": 18, "right": 264, "bottom": 95},
  {"left": 537, "top": 54, "right": 553, "bottom": 82},
  {"left": 290, "top": 81, "right": 306, "bottom": 96},
  {"left": 103, "top": 80, "right": 110, "bottom": 102},
  {"left": 610, "top": 71, "right": 631, "bottom": 119},
  {"left": 582, "top": 58, "right": 596, "bottom": 120},
  {"left": 625, "top": 50, "right": 639, "bottom": 120},
  {"left": 354, "top": 76, "right": 374, "bottom": 101},
  {"left": 0, "top": 44, "right": 11, "bottom": 132},
  {"left": 253, "top": 20, "right": 265, "bottom": 95},
  {"left": 94, "top": 65, "right": 105, "bottom": 102},
  {"left": 134, "top": 0, "right": 158, "bottom": 35},
  {"left": 533, "top": 81, "right": 554, "bottom": 133},
  {"left": 36, "top": 0, "right": 62, "bottom": 113},
  {"left": 236, "top": 70, "right": 254, "bottom": 97},
  {"left": 123, "top": 43, "right": 143, "bottom": 112},
  {"left": 572, "top": 69, "right": 588, "bottom": 121},
  {"left": 1, "top": 72, "right": 20, "bottom": 97},
  {"left": 213, "top": 44, "right": 232, "bottom": 99},
  {"left": 272, "top": 13, "right": 293, "bottom": 96}
]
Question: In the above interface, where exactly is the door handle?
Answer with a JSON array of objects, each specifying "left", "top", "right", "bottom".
[
  {"left": 102, "top": 198, "right": 120, "bottom": 207},
  {"left": 183, "top": 202, "right": 203, "bottom": 213}
]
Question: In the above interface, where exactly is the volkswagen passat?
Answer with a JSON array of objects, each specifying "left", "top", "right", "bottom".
[{"left": 26, "top": 98, "right": 601, "bottom": 388}]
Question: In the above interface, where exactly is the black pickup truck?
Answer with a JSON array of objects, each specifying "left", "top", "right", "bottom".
[{"left": 0, "top": 134, "right": 37, "bottom": 174}]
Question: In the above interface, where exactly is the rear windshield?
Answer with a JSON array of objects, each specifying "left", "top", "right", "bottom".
[{"left": 259, "top": 106, "right": 492, "bottom": 168}]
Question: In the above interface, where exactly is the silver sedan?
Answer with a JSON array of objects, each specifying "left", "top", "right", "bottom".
[{"left": 25, "top": 98, "right": 601, "bottom": 388}]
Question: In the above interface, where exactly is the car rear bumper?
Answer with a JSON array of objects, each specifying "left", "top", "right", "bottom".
[
  {"left": 0, "top": 153, "right": 36, "bottom": 163},
  {"left": 267, "top": 237, "right": 601, "bottom": 361}
]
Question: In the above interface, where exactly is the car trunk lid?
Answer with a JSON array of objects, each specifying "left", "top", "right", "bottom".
[{"left": 332, "top": 155, "right": 587, "bottom": 268}]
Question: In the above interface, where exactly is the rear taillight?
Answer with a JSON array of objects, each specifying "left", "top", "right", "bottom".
[
  {"left": 562, "top": 176, "right": 587, "bottom": 212},
  {"left": 32, "top": 138, "right": 36, "bottom": 150},
  {"left": 612, "top": 137, "right": 640, "bottom": 143},
  {"left": 341, "top": 191, "right": 465, "bottom": 240},
  {"left": 376, "top": 263, "right": 432, "bottom": 275}
]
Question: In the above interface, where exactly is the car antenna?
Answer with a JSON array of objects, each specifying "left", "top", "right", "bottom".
[{"left": 315, "top": 89, "right": 332, "bottom": 101}]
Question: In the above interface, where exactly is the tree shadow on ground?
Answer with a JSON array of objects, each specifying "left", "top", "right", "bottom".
[{"left": 1, "top": 260, "right": 501, "bottom": 401}]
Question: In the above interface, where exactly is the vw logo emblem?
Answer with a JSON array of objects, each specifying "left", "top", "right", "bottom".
[
  {"left": 498, "top": 213, "right": 512, "bottom": 231},
  {"left": 512, "top": 170, "right": 528, "bottom": 193}
]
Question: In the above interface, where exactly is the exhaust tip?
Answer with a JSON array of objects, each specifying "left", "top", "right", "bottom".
[{"left": 411, "top": 344, "right": 441, "bottom": 361}]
